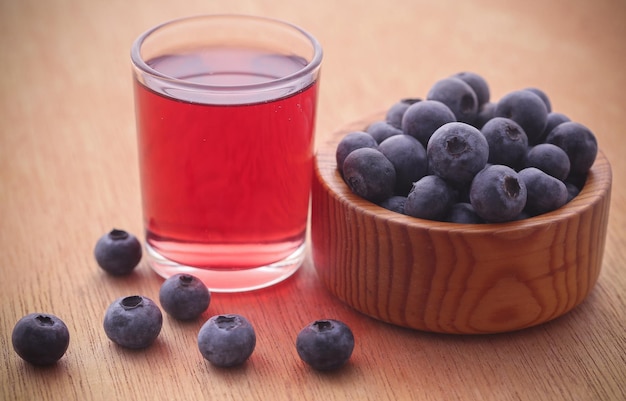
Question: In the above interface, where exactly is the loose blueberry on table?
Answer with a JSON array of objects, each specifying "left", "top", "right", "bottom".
[
  {"left": 159, "top": 273, "right": 211, "bottom": 321},
  {"left": 103, "top": 295, "right": 163, "bottom": 349},
  {"left": 94, "top": 228, "right": 142, "bottom": 275},
  {"left": 296, "top": 319, "right": 355, "bottom": 371},
  {"left": 197, "top": 314, "right": 256, "bottom": 368},
  {"left": 336, "top": 71, "right": 598, "bottom": 223},
  {"left": 12, "top": 313, "right": 70, "bottom": 365}
]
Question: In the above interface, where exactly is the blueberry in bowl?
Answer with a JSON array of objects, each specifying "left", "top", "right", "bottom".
[{"left": 311, "top": 73, "right": 612, "bottom": 334}]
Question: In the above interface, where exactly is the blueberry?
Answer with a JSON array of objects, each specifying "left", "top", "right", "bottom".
[
  {"left": 514, "top": 210, "right": 533, "bottom": 221},
  {"left": 366, "top": 121, "right": 402, "bottom": 144},
  {"left": 481, "top": 117, "right": 528, "bottom": 170},
  {"left": 379, "top": 196, "right": 407, "bottom": 214},
  {"left": 541, "top": 112, "right": 570, "bottom": 139},
  {"left": 444, "top": 202, "right": 484, "bottom": 224},
  {"left": 565, "top": 182, "right": 581, "bottom": 202},
  {"left": 524, "top": 143, "right": 571, "bottom": 181},
  {"left": 427, "top": 122, "right": 489, "bottom": 186},
  {"left": 474, "top": 101, "right": 496, "bottom": 129},
  {"left": 342, "top": 147, "right": 396, "bottom": 203},
  {"left": 545, "top": 121, "right": 598, "bottom": 176},
  {"left": 470, "top": 165, "right": 527, "bottom": 223},
  {"left": 524, "top": 87, "right": 552, "bottom": 113},
  {"left": 404, "top": 175, "right": 456, "bottom": 221},
  {"left": 493, "top": 90, "right": 548, "bottom": 145},
  {"left": 452, "top": 71, "right": 490, "bottom": 107},
  {"left": 296, "top": 319, "right": 355, "bottom": 371},
  {"left": 401, "top": 100, "right": 456, "bottom": 148},
  {"left": 103, "top": 295, "right": 163, "bottom": 349},
  {"left": 335, "top": 131, "right": 378, "bottom": 175},
  {"left": 565, "top": 172, "right": 589, "bottom": 193},
  {"left": 518, "top": 167, "right": 569, "bottom": 216},
  {"left": 385, "top": 98, "right": 422, "bottom": 128},
  {"left": 159, "top": 274, "right": 211, "bottom": 321},
  {"left": 12, "top": 313, "right": 70, "bottom": 365},
  {"left": 426, "top": 77, "right": 478, "bottom": 124},
  {"left": 378, "top": 135, "right": 427, "bottom": 195},
  {"left": 94, "top": 228, "right": 142, "bottom": 276},
  {"left": 198, "top": 314, "right": 256, "bottom": 367}
]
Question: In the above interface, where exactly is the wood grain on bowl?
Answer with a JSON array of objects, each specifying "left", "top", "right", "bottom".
[{"left": 311, "top": 113, "right": 612, "bottom": 334}]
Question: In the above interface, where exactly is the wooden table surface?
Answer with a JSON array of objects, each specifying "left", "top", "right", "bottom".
[{"left": 2, "top": 1, "right": 625, "bottom": 400}]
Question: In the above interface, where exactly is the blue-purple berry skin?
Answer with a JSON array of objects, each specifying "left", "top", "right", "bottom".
[
  {"left": 103, "top": 295, "right": 163, "bottom": 349},
  {"left": 386, "top": 98, "right": 422, "bottom": 128},
  {"left": 366, "top": 121, "right": 402, "bottom": 144},
  {"left": 475, "top": 102, "right": 496, "bottom": 129},
  {"left": 94, "top": 229, "right": 142, "bottom": 276},
  {"left": 524, "top": 87, "right": 552, "bottom": 113},
  {"left": 494, "top": 90, "right": 548, "bottom": 145},
  {"left": 12, "top": 313, "right": 70, "bottom": 365},
  {"left": 334, "top": 75, "right": 594, "bottom": 224},
  {"left": 481, "top": 117, "right": 528, "bottom": 170},
  {"left": 452, "top": 71, "right": 491, "bottom": 107},
  {"left": 445, "top": 202, "right": 484, "bottom": 224},
  {"left": 566, "top": 182, "right": 581, "bottom": 202},
  {"left": 545, "top": 121, "right": 598, "bottom": 176},
  {"left": 427, "top": 122, "right": 489, "bottom": 186},
  {"left": 524, "top": 143, "right": 571, "bottom": 181},
  {"left": 159, "top": 274, "right": 211, "bottom": 321},
  {"left": 342, "top": 147, "right": 396, "bottom": 203},
  {"left": 379, "top": 196, "right": 407, "bottom": 214},
  {"left": 405, "top": 175, "right": 457, "bottom": 221},
  {"left": 379, "top": 134, "right": 427, "bottom": 196},
  {"left": 427, "top": 77, "right": 479, "bottom": 124},
  {"left": 470, "top": 165, "right": 527, "bottom": 223},
  {"left": 296, "top": 319, "right": 355, "bottom": 371},
  {"left": 518, "top": 167, "right": 569, "bottom": 216},
  {"left": 565, "top": 173, "right": 589, "bottom": 197},
  {"left": 335, "top": 131, "right": 378, "bottom": 175},
  {"left": 401, "top": 100, "right": 457, "bottom": 148},
  {"left": 198, "top": 314, "right": 256, "bottom": 368},
  {"left": 541, "top": 112, "right": 570, "bottom": 139},
  {"left": 514, "top": 210, "right": 533, "bottom": 221}
]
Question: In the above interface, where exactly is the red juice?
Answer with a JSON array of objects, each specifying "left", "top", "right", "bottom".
[{"left": 134, "top": 48, "right": 318, "bottom": 269}]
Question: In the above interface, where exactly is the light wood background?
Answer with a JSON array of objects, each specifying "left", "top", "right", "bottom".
[{"left": 1, "top": 0, "right": 625, "bottom": 400}]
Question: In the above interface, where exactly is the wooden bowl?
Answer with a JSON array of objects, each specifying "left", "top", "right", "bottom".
[{"left": 311, "top": 113, "right": 612, "bottom": 334}]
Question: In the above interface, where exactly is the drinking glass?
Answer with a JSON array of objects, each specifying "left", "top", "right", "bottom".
[{"left": 131, "top": 15, "right": 322, "bottom": 292}]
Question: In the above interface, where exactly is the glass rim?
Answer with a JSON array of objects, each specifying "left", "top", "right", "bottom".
[{"left": 130, "top": 14, "right": 323, "bottom": 92}]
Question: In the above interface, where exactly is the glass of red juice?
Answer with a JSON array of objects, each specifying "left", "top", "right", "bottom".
[{"left": 130, "top": 15, "right": 322, "bottom": 292}]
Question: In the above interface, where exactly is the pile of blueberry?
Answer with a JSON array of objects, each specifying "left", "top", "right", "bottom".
[
  {"left": 337, "top": 72, "right": 598, "bottom": 223},
  {"left": 11, "top": 229, "right": 355, "bottom": 371}
]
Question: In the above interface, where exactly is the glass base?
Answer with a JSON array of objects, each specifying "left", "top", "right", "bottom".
[{"left": 145, "top": 241, "right": 306, "bottom": 292}]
